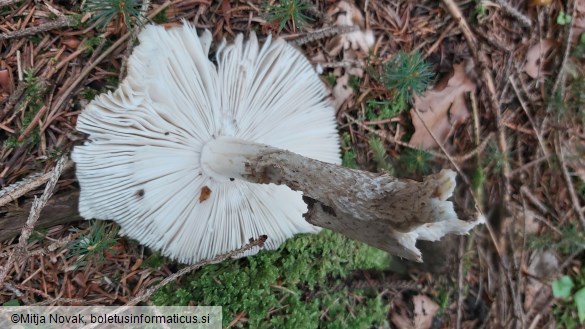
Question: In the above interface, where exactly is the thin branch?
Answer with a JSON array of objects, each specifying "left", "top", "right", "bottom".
[
  {"left": 0, "top": 0, "right": 24, "bottom": 6},
  {"left": 508, "top": 75, "right": 550, "bottom": 161},
  {"left": 411, "top": 108, "right": 470, "bottom": 186},
  {"left": 549, "top": 0, "right": 577, "bottom": 100},
  {"left": 345, "top": 114, "right": 494, "bottom": 163},
  {"left": 556, "top": 136, "right": 585, "bottom": 228},
  {"left": 289, "top": 25, "right": 358, "bottom": 46},
  {"left": 493, "top": 0, "right": 532, "bottom": 28},
  {"left": 0, "top": 160, "right": 73, "bottom": 207},
  {"left": 0, "top": 16, "right": 79, "bottom": 41}
]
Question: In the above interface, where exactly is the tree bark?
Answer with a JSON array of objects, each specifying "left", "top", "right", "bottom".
[{"left": 0, "top": 190, "right": 82, "bottom": 242}]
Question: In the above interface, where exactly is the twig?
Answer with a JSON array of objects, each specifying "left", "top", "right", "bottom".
[
  {"left": 0, "top": 83, "right": 26, "bottom": 121},
  {"left": 510, "top": 154, "right": 552, "bottom": 176},
  {"left": 548, "top": 0, "right": 577, "bottom": 103},
  {"left": 0, "top": 156, "right": 68, "bottom": 286},
  {"left": 493, "top": 0, "right": 532, "bottom": 28},
  {"left": 411, "top": 108, "right": 470, "bottom": 186},
  {"left": 0, "top": 159, "right": 73, "bottom": 207},
  {"left": 456, "top": 237, "right": 465, "bottom": 329},
  {"left": 520, "top": 186, "right": 550, "bottom": 215},
  {"left": 425, "top": 22, "right": 458, "bottom": 57},
  {"left": 556, "top": 136, "right": 585, "bottom": 228},
  {"left": 0, "top": 0, "right": 24, "bottom": 6},
  {"left": 0, "top": 16, "right": 78, "bottom": 41},
  {"left": 508, "top": 75, "right": 550, "bottom": 161},
  {"left": 345, "top": 114, "right": 494, "bottom": 163},
  {"left": 289, "top": 25, "right": 358, "bottom": 46}
]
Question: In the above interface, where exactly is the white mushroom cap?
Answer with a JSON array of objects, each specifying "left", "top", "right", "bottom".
[{"left": 72, "top": 23, "right": 340, "bottom": 264}]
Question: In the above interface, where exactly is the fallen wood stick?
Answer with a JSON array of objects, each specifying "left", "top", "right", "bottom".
[{"left": 0, "top": 190, "right": 81, "bottom": 242}]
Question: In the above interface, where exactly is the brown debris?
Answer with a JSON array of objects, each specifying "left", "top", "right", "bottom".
[
  {"left": 410, "top": 62, "right": 476, "bottom": 149},
  {"left": 523, "top": 39, "right": 554, "bottom": 79},
  {"left": 0, "top": 1, "right": 582, "bottom": 328},
  {"left": 199, "top": 185, "right": 212, "bottom": 203}
]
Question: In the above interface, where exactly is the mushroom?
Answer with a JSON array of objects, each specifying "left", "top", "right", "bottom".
[
  {"left": 72, "top": 23, "right": 340, "bottom": 264},
  {"left": 73, "top": 22, "right": 483, "bottom": 264}
]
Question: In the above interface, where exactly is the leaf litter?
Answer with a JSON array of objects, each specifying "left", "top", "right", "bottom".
[
  {"left": 0, "top": 0, "right": 583, "bottom": 328},
  {"left": 409, "top": 61, "right": 476, "bottom": 149}
]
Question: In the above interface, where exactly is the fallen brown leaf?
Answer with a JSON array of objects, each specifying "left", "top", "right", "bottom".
[
  {"left": 575, "top": 0, "right": 585, "bottom": 38},
  {"left": 332, "top": 74, "right": 354, "bottom": 110},
  {"left": 413, "top": 295, "right": 440, "bottom": 329},
  {"left": 390, "top": 296, "right": 415, "bottom": 329},
  {"left": 524, "top": 251, "right": 558, "bottom": 310},
  {"left": 410, "top": 63, "right": 475, "bottom": 149},
  {"left": 563, "top": 136, "right": 585, "bottom": 182},
  {"left": 325, "top": 1, "right": 375, "bottom": 57},
  {"left": 523, "top": 39, "right": 554, "bottom": 79},
  {"left": 61, "top": 38, "right": 81, "bottom": 49}
]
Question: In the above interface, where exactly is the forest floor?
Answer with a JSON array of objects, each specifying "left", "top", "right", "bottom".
[{"left": 1, "top": 0, "right": 585, "bottom": 328}]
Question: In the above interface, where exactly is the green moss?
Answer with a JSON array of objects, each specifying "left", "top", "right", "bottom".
[
  {"left": 340, "top": 132, "right": 358, "bottom": 169},
  {"left": 3, "top": 70, "right": 44, "bottom": 149},
  {"left": 151, "top": 8, "right": 169, "bottom": 24},
  {"left": 152, "top": 230, "right": 389, "bottom": 328}
]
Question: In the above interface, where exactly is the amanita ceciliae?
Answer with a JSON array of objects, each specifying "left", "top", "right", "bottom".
[{"left": 73, "top": 22, "right": 484, "bottom": 264}]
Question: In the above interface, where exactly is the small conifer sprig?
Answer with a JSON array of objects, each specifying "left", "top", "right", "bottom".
[
  {"left": 380, "top": 51, "right": 435, "bottom": 102},
  {"left": 368, "top": 136, "right": 394, "bottom": 173},
  {"left": 400, "top": 148, "right": 433, "bottom": 175},
  {"left": 68, "top": 221, "right": 119, "bottom": 268},
  {"left": 83, "top": 0, "right": 144, "bottom": 31},
  {"left": 265, "top": 0, "right": 312, "bottom": 32}
]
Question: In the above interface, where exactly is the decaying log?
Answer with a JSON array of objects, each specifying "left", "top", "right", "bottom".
[{"left": 0, "top": 190, "right": 81, "bottom": 242}]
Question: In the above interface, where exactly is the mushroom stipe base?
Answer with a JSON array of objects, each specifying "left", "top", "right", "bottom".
[{"left": 200, "top": 136, "right": 485, "bottom": 262}]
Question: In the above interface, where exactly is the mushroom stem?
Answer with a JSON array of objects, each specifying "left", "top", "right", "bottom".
[{"left": 201, "top": 137, "right": 484, "bottom": 261}]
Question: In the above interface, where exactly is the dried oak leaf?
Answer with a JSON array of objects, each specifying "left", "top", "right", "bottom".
[
  {"left": 562, "top": 136, "right": 585, "bottom": 183},
  {"left": 331, "top": 74, "right": 354, "bottom": 110},
  {"left": 523, "top": 39, "right": 554, "bottom": 79},
  {"left": 390, "top": 295, "right": 439, "bottom": 329},
  {"left": 524, "top": 250, "right": 558, "bottom": 310},
  {"left": 325, "top": 1, "right": 374, "bottom": 57},
  {"left": 410, "top": 63, "right": 475, "bottom": 149},
  {"left": 575, "top": 0, "right": 585, "bottom": 38},
  {"left": 413, "top": 295, "right": 440, "bottom": 329}
]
